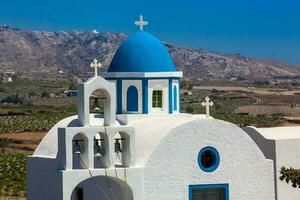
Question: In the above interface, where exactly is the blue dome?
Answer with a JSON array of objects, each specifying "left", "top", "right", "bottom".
[{"left": 108, "top": 31, "right": 176, "bottom": 73}]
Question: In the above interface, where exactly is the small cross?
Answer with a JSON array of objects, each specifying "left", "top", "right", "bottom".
[
  {"left": 90, "top": 59, "right": 102, "bottom": 77},
  {"left": 134, "top": 15, "right": 148, "bottom": 31},
  {"left": 201, "top": 96, "right": 214, "bottom": 118}
]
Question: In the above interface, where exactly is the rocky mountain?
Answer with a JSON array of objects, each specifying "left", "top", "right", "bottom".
[{"left": 1, "top": 25, "right": 300, "bottom": 80}]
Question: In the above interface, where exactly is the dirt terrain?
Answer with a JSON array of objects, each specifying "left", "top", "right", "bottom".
[
  {"left": 194, "top": 86, "right": 300, "bottom": 95},
  {"left": 0, "top": 197, "right": 25, "bottom": 200},
  {"left": 235, "top": 105, "right": 300, "bottom": 116},
  {"left": 0, "top": 132, "right": 46, "bottom": 154}
]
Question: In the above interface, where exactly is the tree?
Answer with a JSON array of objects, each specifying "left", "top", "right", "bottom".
[
  {"left": 280, "top": 167, "right": 300, "bottom": 188},
  {"left": 41, "top": 91, "right": 50, "bottom": 98},
  {"left": 185, "top": 104, "right": 194, "bottom": 113},
  {"left": 1, "top": 94, "right": 25, "bottom": 104},
  {"left": 28, "top": 91, "right": 37, "bottom": 97},
  {"left": 69, "top": 83, "right": 77, "bottom": 90}
]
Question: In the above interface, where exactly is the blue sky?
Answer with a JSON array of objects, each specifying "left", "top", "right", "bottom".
[{"left": 1, "top": 0, "right": 300, "bottom": 64}]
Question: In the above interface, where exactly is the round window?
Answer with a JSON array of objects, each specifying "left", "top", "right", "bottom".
[{"left": 198, "top": 146, "right": 220, "bottom": 172}]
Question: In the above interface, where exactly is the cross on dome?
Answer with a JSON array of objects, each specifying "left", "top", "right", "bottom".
[
  {"left": 201, "top": 96, "right": 214, "bottom": 118},
  {"left": 134, "top": 15, "right": 148, "bottom": 31},
  {"left": 90, "top": 58, "right": 102, "bottom": 77}
]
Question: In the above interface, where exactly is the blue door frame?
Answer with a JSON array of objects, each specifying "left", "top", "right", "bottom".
[{"left": 189, "top": 184, "right": 229, "bottom": 200}]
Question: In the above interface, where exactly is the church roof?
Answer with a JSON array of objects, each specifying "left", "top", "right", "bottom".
[
  {"left": 32, "top": 114, "right": 204, "bottom": 160},
  {"left": 108, "top": 31, "right": 176, "bottom": 73},
  {"left": 250, "top": 126, "right": 300, "bottom": 140}
]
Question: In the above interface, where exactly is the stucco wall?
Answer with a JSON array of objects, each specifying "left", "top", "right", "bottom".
[
  {"left": 27, "top": 157, "right": 62, "bottom": 200},
  {"left": 275, "top": 139, "right": 300, "bottom": 200},
  {"left": 144, "top": 119, "right": 275, "bottom": 200}
]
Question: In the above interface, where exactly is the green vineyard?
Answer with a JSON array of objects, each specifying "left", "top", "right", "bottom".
[
  {"left": 0, "top": 110, "right": 75, "bottom": 133},
  {"left": 0, "top": 154, "right": 26, "bottom": 197},
  {"left": 214, "top": 115, "right": 283, "bottom": 127}
]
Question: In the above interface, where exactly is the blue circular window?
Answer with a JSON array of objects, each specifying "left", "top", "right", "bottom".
[{"left": 198, "top": 146, "right": 220, "bottom": 172}]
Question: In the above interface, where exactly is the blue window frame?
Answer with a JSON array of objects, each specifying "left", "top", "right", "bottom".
[
  {"left": 198, "top": 146, "right": 220, "bottom": 173},
  {"left": 127, "top": 86, "right": 138, "bottom": 112},
  {"left": 189, "top": 184, "right": 229, "bottom": 200}
]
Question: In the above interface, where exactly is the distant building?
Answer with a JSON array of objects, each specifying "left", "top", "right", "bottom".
[
  {"left": 67, "top": 90, "right": 78, "bottom": 97},
  {"left": 91, "top": 29, "right": 98, "bottom": 34}
]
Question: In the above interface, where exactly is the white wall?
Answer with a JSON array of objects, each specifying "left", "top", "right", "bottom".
[
  {"left": 143, "top": 119, "right": 275, "bottom": 200},
  {"left": 275, "top": 139, "right": 300, "bottom": 200},
  {"left": 148, "top": 79, "right": 169, "bottom": 114},
  {"left": 27, "top": 157, "right": 62, "bottom": 200},
  {"left": 122, "top": 80, "right": 143, "bottom": 113}
]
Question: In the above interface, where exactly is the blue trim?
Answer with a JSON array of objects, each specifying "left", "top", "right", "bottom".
[
  {"left": 197, "top": 146, "right": 220, "bottom": 173},
  {"left": 173, "top": 85, "right": 178, "bottom": 111},
  {"left": 168, "top": 78, "right": 173, "bottom": 114},
  {"left": 189, "top": 184, "right": 229, "bottom": 200},
  {"left": 116, "top": 79, "right": 122, "bottom": 114},
  {"left": 106, "top": 77, "right": 181, "bottom": 114},
  {"left": 106, "top": 77, "right": 179, "bottom": 80},
  {"left": 142, "top": 79, "right": 148, "bottom": 114},
  {"left": 178, "top": 79, "right": 181, "bottom": 113},
  {"left": 126, "top": 86, "right": 139, "bottom": 112}
]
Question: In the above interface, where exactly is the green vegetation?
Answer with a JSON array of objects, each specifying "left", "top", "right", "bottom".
[
  {"left": 0, "top": 78, "right": 74, "bottom": 99},
  {"left": 214, "top": 115, "right": 282, "bottom": 127},
  {"left": 180, "top": 89, "right": 254, "bottom": 114},
  {"left": 0, "top": 154, "right": 26, "bottom": 197},
  {"left": 0, "top": 106, "right": 76, "bottom": 133},
  {"left": 180, "top": 89, "right": 283, "bottom": 127},
  {"left": 280, "top": 167, "right": 300, "bottom": 188}
]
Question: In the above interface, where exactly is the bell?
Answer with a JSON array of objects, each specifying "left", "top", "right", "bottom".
[
  {"left": 115, "top": 139, "right": 123, "bottom": 153},
  {"left": 73, "top": 140, "right": 82, "bottom": 155},
  {"left": 93, "top": 98, "right": 100, "bottom": 112},
  {"left": 94, "top": 141, "right": 103, "bottom": 158}
]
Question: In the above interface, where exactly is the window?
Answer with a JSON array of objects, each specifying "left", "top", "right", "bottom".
[
  {"left": 198, "top": 146, "right": 220, "bottom": 173},
  {"left": 189, "top": 184, "right": 229, "bottom": 200},
  {"left": 152, "top": 90, "right": 163, "bottom": 108}
]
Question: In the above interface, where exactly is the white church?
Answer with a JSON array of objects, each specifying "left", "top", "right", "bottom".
[{"left": 27, "top": 16, "right": 300, "bottom": 200}]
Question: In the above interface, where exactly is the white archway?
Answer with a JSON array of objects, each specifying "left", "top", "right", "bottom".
[
  {"left": 77, "top": 76, "right": 116, "bottom": 126},
  {"left": 70, "top": 176, "right": 133, "bottom": 200}
]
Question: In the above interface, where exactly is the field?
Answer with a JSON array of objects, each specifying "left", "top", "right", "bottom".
[
  {"left": 0, "top": 154, "right": 26, "bottom": 198},
  {"left": 0, "top": 78, "right": 73, "bottom": 99},
  {"left": 0, "top": 106, "right": 75, "bottom": 134}
]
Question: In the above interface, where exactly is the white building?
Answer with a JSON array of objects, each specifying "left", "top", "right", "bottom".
[{"left": 27, "top": 19, "right": 300, "bottom": 200}]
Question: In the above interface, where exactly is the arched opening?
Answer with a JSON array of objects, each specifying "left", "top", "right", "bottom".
[
  {"left": 88, "top": 89, "right": 110, "bottom": 126},
  {"left": 94, "top": 132, "right": 109, "bottom": 168},
  {"left": 90, "top": 89, "right": 106, "bottom": 115},
  {"left": 173, "top": 85, "right": 178, "bottom": 111},
  {"left": 126, "top": 86, "right": 138, "bottom": 112},
  {"left": 78, "top": 77, "right": 116, "bottom": 126},
  {"left": 72, "top": 133, "right": 89, "bottom": 169},
  {"left": 114, "top": 132, "right": 130, "bottom": 167},
  {"left": 71, "top": 176, "right": 133, "bottom": 200}
]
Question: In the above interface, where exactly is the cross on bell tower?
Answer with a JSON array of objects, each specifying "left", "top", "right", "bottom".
[
  {"left": 201, "top": 96, "right": 214, "bottom": 118},
  {"left": 90, "top": 58, "right": 102, "bottom": 77},
  {"left": 134, "top": 15, "right": 148, "bottom": 31}
]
